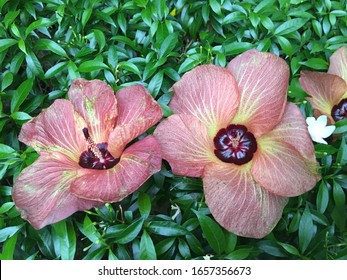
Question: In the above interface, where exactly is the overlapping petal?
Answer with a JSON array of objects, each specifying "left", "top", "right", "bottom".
[
  {"left": 108, "top": 85, "right": 162, "bottom": 158},
  {"left": 227, "top": 49, "right": 289, "bottom": 137},
  {"left": 154, "top": 114, "right": 216, "bottom": 177},
  {"left": 12, "top": 153, "right": 101, "bottom": 229},
  {"left": 68, "top": 78, "right": 118, "bottom": 143},
  {"left": 18, "top": 99, "right": 86, "bottom": 162},
  {"left": 299, "top": 71, "right": 347, "bottom": 122},
  {"left": 169, "top": 65, "right": 240, "bottom": 137},
  {"left": 71, "top": 136, "right": 161, "bottom": 202},
  {"left": 263, "top": 102, "right": 316, "bottom": 162},
  {"left": 251, "top": 138, "right": 319, "bottom": 197},
  {"left": 203, "top": 162, "right": 288, "bottom": 238},
  {"left": 328, "top": 46, "right": 347, "bottom": 83}
]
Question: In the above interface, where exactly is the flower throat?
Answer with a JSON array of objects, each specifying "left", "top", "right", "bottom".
[
  {"left": 213, "top": 124, "right": 257, "bottom": 165},
  {"left": 79, "top": 128, "right": 119, "bottom": 170}
]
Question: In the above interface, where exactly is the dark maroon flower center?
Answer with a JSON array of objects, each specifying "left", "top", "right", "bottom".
[
  {"left": 79, "top": 128, "right": 119, "bottom": 170},
  {"left": 214, "top": 124, "right": 257, "bottom": 165},
  {"left": 331, "top": 98, "right": 347, "bottom": 122}
]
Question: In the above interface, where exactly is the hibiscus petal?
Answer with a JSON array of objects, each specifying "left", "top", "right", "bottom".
[
  {"left": 169, "top": 65, "right": 240, "bottom": 138},
  {"left": 203, "top": 162, "right": 288, "bottom": 238},
  {"left": 19, "top": 99, "right": 87, "bottom": 162},
  {"left": 154, "top": 114, "right": 216, "bottom": 177},
  {"left": 68, "top": 78, "right": 118, "bottom": 143},
  {"left": 299, "top": 71, "right": 347, "bottom": 123},
  {"left": 12, "top": 153, "right": 101, "bottom": 229},
  {"left": 227, "top": 49, "right": 289, "bottom": 137},
  {"left": 108, "top": 85, "right": 162, "bottom": 158},
  {"left": 71, "top": 136, "right": 161, "bottom": 202},
  {"left": 251, "top": 137, "right": 320, "bottom": 197},
  {"left": 263, "top": 102, "right": 316, "bottom": 162},
  {"left": 328, "top": 46, "right": 347, "bottom": 83}
]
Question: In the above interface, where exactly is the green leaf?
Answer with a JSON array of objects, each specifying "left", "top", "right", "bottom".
[
  {"left": 317, "top": 180, "right": 329, "bottom": 213},
  {"left": 78, "top": 60, "right": 109, "bottom": 72},
  {"left": 299, "top": 205, "right": 314, "bottom": 253},
  {"left": 81, "top": 215, "right": 101, "bottom": 243},
  {"left": 0, "top": 225, "right": 24, "bottom": 243},
  {"left": 114, "top": 218, "right": 145, "bottom": 244},
  {"left": 155, "top": 237, "right": 176, "bottom": 255},
  {"left": 11, "top": 79, "right": 33, "bottom": 113},
  {"left": 158, "top": 33, "right": 178, "bottom": 59},
  {"left": 35, "top": 39, "right": 68, "bottom": 58},
  {"left": 225, "top": 248, "right": 252, "bottom": 260},
  {"left": 117, "top": 12, "right": 127, "bottom": 34},
  {"left": 51, "top": 220, "right": 76, "bottom": 260},
  {"left": 147, "top": 221, "right": 190, "bottom": 236},
  {"left": 25, "top": 18, "right": 56, "bottom": 38},
  {"left": 11, "top": 111, "right": 32, "bottom": 122},
  {"left": 277, "top": 242, "right": 300, "bottom": 256},
  {"left": 93, "top": 29, "right": 106, "bottom": 52},
  {"left": 148, "top": 70, "right": 163, "bottom": 97},
  {"left": 276, "top": 35, "right": 293, "bottom": 56},
  {"left": 0, "top": 38, "right": 18, "bottom": 52},
  {"left": 274, "top": 18, "right": 308, "bottom": 36},
  {"left": 300, "top": 58, "right": 328, "bottom": 70},
  {"left": 223, "top": 42, "right": 253, "bottom": 56},
  {"left": 118, "top": 61, "right": 141, "bottom": 77},
  {"left": 209, "top": 0, "right": 221, "bottom": 15},
  {"left": 138, "top": 192, "right": 151, "bottom": 218},
  {"left": 82, "top": 8, "right": 93, "bottom": 28},
  {"left": 140, "top": 230, "right": 157, "bottom": 260},
  {"left": 1, "top": 71, "right": 13, "bottom": 91},
  {"left": 44, "top": 61, "right": 69, "bottom": 79},
  {"left": 0, "top": 202, "right": 14, "bottom": 214},
  {"left": 178, "top": 238, "right": 191, "bottom": 259},
  {"left": 0, "top": 232, "right": 18, "bottom": 260},
  {"left": 193, "top": 210, "right": 226, "bottom": 255},
  {"left": 333, "top": 182, "right": 345, "bottom": 209}
]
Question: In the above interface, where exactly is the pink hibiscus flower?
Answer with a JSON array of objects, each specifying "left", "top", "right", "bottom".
[
  {"left": 13, "top": 79, "right": 162, "bottom": 229},
  {"left": 154, "top": 49, "right": 320, "bottom": 238},
  {"left": 299, "top": 47, "right": 347, "bottom": 124}
]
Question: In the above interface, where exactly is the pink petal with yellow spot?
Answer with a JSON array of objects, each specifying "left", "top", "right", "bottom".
[
  {"left": 328, "top": 46, "right": 347, "bottom": 83},
  {"left": 299, "top": 71, "right": 347, "bottom": 123},
  {"left": 251, "top": 138, "right": 319, "bottom": 197},
  {"left": 264, "top": 102, "right": 317, "bottom": 162},
  {"left": 203, "top": 162, "right": 288, "bottom": 239},
  {"left": 68, "top": 78, "right": 118, "bottom": 143},
  {"left": 108, "top": 85, "right": 162, "bottom": 158},
  {"left": 71, "top": 136, "right": 161, "bottom": 202},
  {"left": 169, "top": 65, "right": 240, "bottom": 137},
  {"left": 227, "top": 49, "right": 289, "bottom": 137},
  {"left": 19, "top": 99, "right": 86, "bottom": 162},
  {"left": 12, "top": 153, "right": 101, "bottom": 229},
  {"left": 154, "top": 114, "right": 215, "bottom": 177}
]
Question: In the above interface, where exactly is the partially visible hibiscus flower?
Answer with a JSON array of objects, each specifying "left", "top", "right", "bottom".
[
  {"left": 154, "top": 50, "right": 320, "bottom": 238},
  {"left": 13, "top": 79, "right": 162, "bottom": 229},
  {"left": 299, "top": 47, "right": 347, "bottom": 124}
]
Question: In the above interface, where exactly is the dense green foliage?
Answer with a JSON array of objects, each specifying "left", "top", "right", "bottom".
[{"left": 0, "top": 0, "right": 346, "bottom": 260}]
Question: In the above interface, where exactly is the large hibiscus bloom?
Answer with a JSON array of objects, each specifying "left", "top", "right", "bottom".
[
  {"left": 154, "top": 50, "right": 320, "bottom": 238},
  {"left": 13, "top": 79, "right": 162, "bottom": 229},
  {"left": 299, "top": 47, "right": 347, "bottom": 123}
]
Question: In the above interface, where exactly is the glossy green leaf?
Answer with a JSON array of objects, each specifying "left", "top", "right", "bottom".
[
  {"left": 193, "top": 210, "right": 226, "bottom": 255},
  {"left": 299, "top": 205, "right": 314, "bottom": 253},
  {"left": 138, "top": 192, "right": 151, "bottom": 218},
  {"left": 274, "top": 18, "right": 308, "bottom": 35},
  {"left": 147, "top": 221, "right": 190, "bottom": 236},
  {"left": 140, "top": 230, "right": 157, "bottom": 260},
  {"left": 78, "top": 60, "right": 109, "bottom": 72},
  {"left": 51, "top": 220, "right": 76, "bottom": 260},
  {"left": 114, "top": 218, "right": 145, "bottom": 244},
  {"left": 0, "top": 38, "right": 18, "bottom": 52},
  {"left": 10, "top": 79, "right": 33, "bottom": 113}
]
